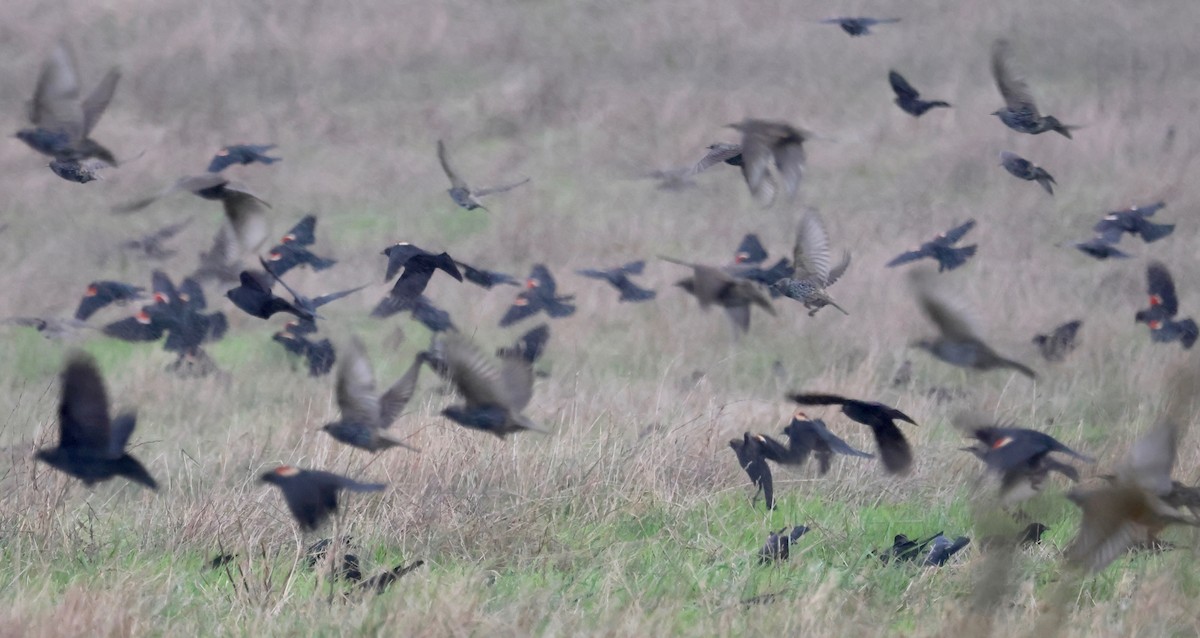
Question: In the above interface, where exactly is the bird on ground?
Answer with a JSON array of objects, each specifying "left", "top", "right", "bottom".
[
  {"left": 727, "top": 119, "right": 811, "bottom": 207},
  {"left": 1032, "top": 320, "right": 1082, "bottom": 362},
  {"left": 1135, "top": 261, "right": 1198, "bottom": 349},
  {"left": 424, "top": 332, "right": 548, "bottom": 437},
  {"left": 771, "top": 210, "right": 850, "bottom": 315},
  {"left": 999, "top": 151, "right": 1055, "bottom": 195},
  {"left": 888, "top": 71, "right": 950, "bottom": 117},
  {"left": 881, "top": 532, "right": 941, "bottom": 564},
  {"left": 819, "top": 17, "right": 900, "bottom": 36},
  {"left": 1018, "top": 523, "right": 1049, "bottom": 545},
  {"left": 886, "top": 220, "right": 976, "bottom": 272},
  {"left": 260, "top": 466, "right": 385, "bottom": 531},
  {"left": 954, "top": 413, "right": 1094, "bottom": 504},
  {"left": 304, "top": 537, "right": 361, "bottom": 582},
  {"left": 499, "top": 264, "right": 576, "bottom": 327},
  {"left": 207, "top": 144, "right": 281, "bottom": 173},
  {"left": 924, "top": 534, "right": 971, "bottom": 566},
  {"left": 74, "top": 281, "right": 144, "bottom": 321},
  {"left": 357, "top": 561, "right": 425, "bottom": 595},
  {"left": 34, "top": 352, "right": 157, "bottom": 490},
  {"left": 660, "top": 256, "right": 776, "bottom": 333},
  {"left": 781, "top": 410, "right": 874, "bottom": 475},
  {"left": 758, "top": 526, "right": 810, "bottom": 564},
  {"left": 263, "top": 215, "right": 336, "bottom": 275},
  {"left": 1072, "top": 237, "right": 1130, "bottom": 260},
  {"left": 789, "top": 393, "right": 917, "bottom": 475},
  {"left": 436, "top": 139, "right": 529, "bottom": 211},
  {"left": 576, "top": 261, "right": 656, "bottom": 302},
  {"left": 990, "top": 39, "right": 1077, "bottom": 138},
  {"left": 729, "top": 432, "right": 790, "bottom": 510},
  {"left": 1094, "top": 201, "right": 1173, "bottom": 244},
  {"left": 320, "top": 337, "right": 421, "bottom": 453}
]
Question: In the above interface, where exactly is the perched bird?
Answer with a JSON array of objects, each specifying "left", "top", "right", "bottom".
[
  {"left": 1135, "top": 262, "right": 1198, "bottom": 349},
  {"left": 74, "top": 281, "right": 144, "bottom": 321},
  {"left": 999, "top": 151, "right": 1055, "bottom": 195},
  {"left": 990, "top": 39, "right": 1077, "bottom": 138},
  {"left": 273, "top": 329, "right": 336, "bottom": 377},
  {"left": 358, "top": 560, "right": 425, "bottom": 595},
  {"left": 425, "top": 332, "right": 548, "bottom": 437},
  {"left": 1094, "top": 201, "right": 1173, "bottom": 244},
  {"left": 1073, "top": 237, "right": 1130, "bottom": 260},
  {"left": 660, "top": 257, "right": 776, "bottom": 333},
  {"left": 770, "top": 210, "right": 850, "bottom": 315},
  {"left": 263, "top": 215, "right": 336, "bottom": 275},
  {"left": 34, "top": 352, "right": 157, "bottom": 490},
  {"left": 954, "top": 413, "right": 1093, "bottom": 503},
  {"left": 819, "top": 17, "right": 900, "bottom": 36},
  {"left": 576, "top": 261, "right": 656, "bottom": 302},
  {"left": 910, "top": 271, "right": 1037, "bottom": 378},
  {"left": 782, "top": 410, "right": 874, "bottom": 475},
  {"left": 49, "top": 157, "right": 105, "bottom": 183},
  {"left": 499, "top": 264, "right": 576, "bottom": 327},
  {"left": 455, "top": 260, "right": 520, "bottom": 289},
  {"left": 688, "top": 142, "right": 744, "bottom": 176},
  {"left": 321, "top": 338, "right": 421, "bottom": 453},
  {"left": 118, "top": 218, "right": 192, "bottom": 261},
  {"left": 304, "top": 537, "right": 361, "bottom": 582},
  {"left": 758, "top": 525, "right": 811, "bottom": 564},
  {"left": 789, "top": 393, "right": 917, "bottom": 475},
  {"left": 924, "top": 534, "right": 971, "bottom": 566},
  {"left": 260, "top": 466, "right": 385, "bottom": 531},
  {"left": 729, "top": 432, "right": 790, "bottom": 510},
  {"left": 436, "top": 139, "right": 529, "bottom": 211},
  {"left": 888, "top": 71, "right": 950, "bottom": 117},
  {"left": 207, "top": 144, "right": 281, "bottom": 173},
  {"left": 17, "top": 41, "right": 120, "bottom": 167},
  {"left": 727, "top": 119, "right": 811, "bottom": 207},
  {"left": 1032, "top": 320, "right": 1082, "bottom": 362},
  {"left": 886, "top": 220, "right": 977, "bottom": 272}
]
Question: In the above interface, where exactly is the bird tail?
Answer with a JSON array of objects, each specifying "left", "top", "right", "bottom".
[
  {"left": 1044, "top": 116, "right": 1078, "bottom": 139},
  {"left": 999, "top": 356, "right": 1038, "bottom": 379},
  {"left": 1180, "top": 319, "right": 1199, "bottom": 350},
  {"left": 1140, "top": 222, "right": 1175, "bottom": 243},
  {"left": 116, "top": 454, "right": 158, "bottom": 490},
  {"left": 1034, "top": 170, "right": 1055, "bottom": 195},
  {"left": 942, "top": 245, "right": 977, "bottom": 271}
]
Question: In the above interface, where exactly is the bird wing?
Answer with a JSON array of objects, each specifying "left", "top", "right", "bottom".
[
  {"left": 940, "top": 219, "right": 977, "bottom": 245},
  {"left": 223, "top": 187, "right": 271, "bottom": 254},
  {"left": 336, "top": 337, "right": 382, "bottom": 426},
  {"left": 1146, "top": 261, "right": 1180, "bottom": 317},
  {"left": 441, "top": 333, "right": 510, "bottom": 407},
  {"left": 80, "top": 68, "right": 120, "bottom": 135},
  {"left": 29, "top": 41, "right": 82, "bottom": 130},
  {"left": 57, "top": 353, "right": 111, "bottom": 451},
  {"left": 915, "top": 282, "right": 984, "bottom": 343},
  {"left": 378, "top": 356, "right": 423, "bottom": 427},
  {"left": 888, "top": 70, "right": 920, "bottom": 100},
  {"left": 886, "top": 250, "right": 926, "bottom": 268},
  {"left": 990, "top": 39, "right": 1039, "bottom": 116},
  {"left": 825, "top": 251, "right": 852, "bottom": 287},
  {"left": 474, "top": 177, "right": 531, "bottom": 197},
  {"left": 436, "top": 140, "right": 468, "bottom": 189},
  {"left": 311, "top": 285, "right": 366, "bottom": 310},
  {"left": 689, "top": 143, "right": 743, "bottom": 176},
  {"left": 772, "top": 136, "right": 806, "bottom": 201},
  {"left": 791, "top": 210, "right": 833, "bottom": 283},
  {"left": 734, "top": 127, "right": 779, "bottom": 207},
  {"left": 497, "top": 351, "right": 536, "bottom": 410}
]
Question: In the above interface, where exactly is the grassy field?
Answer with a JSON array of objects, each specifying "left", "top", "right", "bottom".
[{"left": 1, "top": 0, "right": 1200, "bottom": 635}]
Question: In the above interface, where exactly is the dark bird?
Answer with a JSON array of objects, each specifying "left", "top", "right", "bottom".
[
  {"left": 455, "top": 260, "right": 520, "bottom": 289},
  {"left": 17, "top": 41, "right": 120, "bottom": 167},
  {"left": 1135, "top": 262, "right": 1198, "bottom": 349},
  {"left": 260, "top": 466, "right": 385, "bottom": 531},
  {"left": 207, "top": 144, "right": 281, "bottom": 173},
  {"left": 230, "top": 258, "right": 363, "bottom": 323},
  {"left": 321, "top": 338, "right": 421, "bottom": 453},
  {"left": 1073, "top": 237, "right": 1130, "bottom": 260},
  {"left": 496, "top": 324, "right": 551, "bottom": 364},
  {"left": 999, "top": 151, "right": 1055, "bottom": 194},
  {"left": 924, "top": 534, "right": 971, "bottom": 566},
  {"left": 372, "top": 292, "right": 456, "bottom": 333},
  {"left": 499, "top": 264, "right": 576, "bottom": 327},
  {"left": 1032, "top": 320, "right": 1082, "bottom": 362},
  {"left": 273, "top": 329, "right": 336, "bottom": 376},
  {"left": 372, "top": 243, "right": 463, "bottom": 315},
  {"left": 881, "top": 532, "right": 941, "bottom": 564},
  {"left": 304, "top": 537, "right": 361, "bottom": 582},
  {"left": 732, "top": 234, "right": 768, "bottom": 265},
  {"left": 886, "top": 220, "right": 977, "bottom": 272},
  {"left": 49, "top": 157, "right": 105, "bottom": 183},
  {"left": 727, "top": 119, "right": 811, "bottom": 207},
  {"left": 1094, "top": 201, "right": 1173, "bottom": 244},
  {"left": 74, "top": 281, "right": 144, "bottom": 321},
  {"left": 954, "top": 413, "right": 1093, "bottom": 504},
  {"left": 789, "top": 393, "right": 917, "bottom": 475},
  {"left": 729, "top": 432, "right": 790, "bottom": 510},
  {"left": 436, "top": 139, "right": 529, "bottom": 211},
  {"left": 758, "top": 525, "right": 810, "bottom": 564},
  {"left": 688, "top": 142, "right": 744, "bottom": 176},
  {"left": 103, "top": 271, "right": 227, "bottom": 357},
  {"left": 34, "top": 352, "right": 157, "bottom": 490},
  {"left": 1019, "top": 522, "right": 1049, "bottom": 545},
  {"left": 888, "top": 71, "right": 950, "bottom": 117},
  {"left": 576, "top": 261, "right": 656, "bottom": 302},
  {"left": 358, "top": 560, "right": 425, "bottom": 594},
  {"left": 782, "top": 410, "right": 874, "bottom": 475},
  {"left": 770, "top": 210, "right": 850, "bottom": 315},
  {"left": 910, "top": 270, "right": 1037, "bottom": 378},
  {"left": 661, "top": 257, "right": 776, "bottom": 333},
  {"left": 819, "top": 17, "right": 900, "bottom": 36},
  {"left": 990, "top": 39, "right": 1077, "bottom": 138},
  {"left": 425, "top": 332, "right": 548, "bottom": 437},
  {"left": 263, "top": 215, "right": 336, "bottom": 275},
  {"left": 118, "top": 218, "right": 192, "bottom": 261}
]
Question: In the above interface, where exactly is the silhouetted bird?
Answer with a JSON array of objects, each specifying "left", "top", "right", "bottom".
[
  {"left": 1073, "top": 237, "right": 1130, "bottom": 260},
  {"left": 436, "top": 139, "right": 529, "bottom": 211},
  {"left": 34, "top": 352, "right": 157, "bottom": 490},
  {"left": 729, "top": 432, "right": 789, "bottom": 510},
  {"left": 1135, "top": 262, "right": 1197, "bottom": 349},
  {"left": 727, "top": 119, "right": 811, "bottom": 207},
  {"left": 425, "top": 332, "right": 548, "bottom": 437},
  {"left": 455, "top": 260, "right": 520, "bottom": 289},
  {"left": 881, "top": 532, "right": 941, "bottom": 564},
  {"left": 17, "top": 41, "right": 120, "bottom": 167},
  {"left": 273, "top": 330, "right": 336, "bottom": 376},
  {"left": 1032, "top": 320, "right": 1082, "bottom": 362},
  {"left": 260, "top": 466, "right": 385, "bottom": 531},
  {"left": 888, "top": 71, "right": 950, "bottom": 117},
  {"left": 207, "top": 144, "right": 281, "bottom": 173},
  {"left": 924, "top": 534, "right": 971, "bottom": 566},
  {"left": 819, "top": 17, "right": 900, "bottom": 36},
  {"left": 358, "top": 560, "right": 425, "bottom": 594},
  {"left": 758, "top": 525, "right": 810, "bottom": 564},
  {"left": 954, "top": 413, "right": 1093, "bottom": 503},
  {"left": 103, "top": 271, "right": 227, "bottom": 357},
  {"left": 771, "top": 210, "right": 850, "bottom": 315},
  {"left": 119, "top": 218, "right": 192, "bottom": 261},
  {"left": 499, "top": 264, "right": 576, "bottom": 327},
  {"left": 1094, "top": 201, "right": 1173, "bottom": 244},
  {"left": 263, "top": 215, "right": 335, "bottom": 275},
  {"left": 660, "top": 257, "right": 776, "bottom": 333},
  {"left": 782, "top": 410, "right": 873, "bottom": 475},
  {"left": 321, "top": 337, "right": 421, "bottom": 453},
  {"left": 496, "top": 324, "right": 551, "bottom": 364},
  {"left": 789, "top": 393, "right": 917, "bottom": 475},
  {"left": 732, "top": 234, "right": 769, "bottom": 265},
  {"left": 372, "top": 243, "right": 463, "bottom": 314},
  {"left": 990, "top": 39, "right": 1077, "bottom": 138},
  {"left": 372, "top": 291, "right": 456, "bottom": 332},
  {"left": 576, "top": 261, "right": 656, "bottom": 302},
  {"left": 1000, "top": 151, "right": 1055, "bottom": 194},
  {"left": 688, "top": 142, "right": 744, "bottom": 176},
  {"left": 74, "top": 281, "right": 144, "bottom": 321},
  {"left": 886, "top": 220, "right": 977, "bottom": 272}
]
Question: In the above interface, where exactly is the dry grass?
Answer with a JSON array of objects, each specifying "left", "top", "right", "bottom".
[{"left": 1, "top": 0, "right": 1200, "bottom": 635}]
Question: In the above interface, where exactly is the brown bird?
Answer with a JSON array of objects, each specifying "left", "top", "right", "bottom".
[
  {"left": 660, "top": 256, "right": 776, "bottom": 333},
  {"left": 726, "top": 119, "right": 812, "bottom": 207},
  {"left": 17, "top": 41, "right": 120, "bottom": 167},
  {"left": 910, "top": 270, "right": 1036, "bottom": 379},
  {"left": 990, "top": 39, "right": 1077, "bottom": 138},
  {"left": 437, "top": 139, "right": 529, "bottom": 211},
  {"left": 425, "top": 332, "right": 547, "bottom": 437},
  {"left": 770, "top": 210, "right": 850, "bottom": 316},
  {"left": 320, "top": 337, "right": 422, "bottom": 453}
]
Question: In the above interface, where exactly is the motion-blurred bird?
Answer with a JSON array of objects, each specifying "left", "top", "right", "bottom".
[
  {"left": 660, "top": 256, "right": 776, "bottom": 333},
  {"left": 782, "top": 410, "right": 874, "bottom": 475},
  {"left": 990, "top": 39, "right": 1077, "bottom": 138},
  {"left": 819, "top": 17, "right": 900, "bottom": 36},
  {"left": 425, "top": 332, "right": 548, "bottom": 437},
  {"left": 455, "top": 260, "right": 520, "bottom": 289},
  {"left": 74, "top": 281, "right": 144, "bottom": 321},
  {"left": 576, "top": 261, "right": 656, "bottom": 302},
  {"left": 688, "top": 142, "right": 744, "bottom": 176},
  {"left": 1032, "top": 320, "right": 1082, "bottom": 362},
  {"left": 732, "top": 234, "right": 769, "bottom": 265},
  {"left": 260, "top": 466, "right": 385, "bottom": 531},
  {"left": 729, "top": 432, "right": 790, "bottom": 510},
  {"left": 999, "top": 151, "right": 1055, "bottom": 194},
  {"left": 436, "top": 139, "right": 530, "bottom": 211},
  {"left": 207, "top": 144, "right": 281, "bottom": 173},
  {"left": 1072, "top": 237, "right": 1130, "bottom": 260},
  {"left": 118, "top": 218, "right": 192, "bottom": 261},
  {"left": 321, "top": 338, "right": 421, "bottom": 453},
  {"left": 49, "top": 157, "right": 105, "bottom": 183},
  {"left": 1094, "top": 201, "right": 1173, "bottom": 244},
  {"left": 886, "top": 220, "right": 977, "bottom": 272},
  {"left": 263, "top": 215, "right": 336, "bottom": 275},
  {"left": 727, "top": 119, "right": 811, "bottom": 207},
  {"left": 273, "top": 329, "right": 336, "bottom": 377},
  {"left": 499, "top": 264, "right": 576, "bottom": 327},
  {"left": 954, "top": 413, "right": 1093, "bottom": 503},
  {"left": 103, "top": 271, "right": 227, "bottom": 357},
  {"left": 496, "top": 324, "right": 551, "bottom": 364},
  {"left": 771, "top": 210, "right": 850, "bottom": 315},
  {"left": 789, "top": 393, "right": 917, "bottom": 475},
  {"left": 1135, "top": 261, "right": 1197, "bottom": 349},
  {"left": 17, "top": 41, "right": 120, "bottom": 168},
  {"left": 888, "top": 71, "right": 950, "bottom": 117}
]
